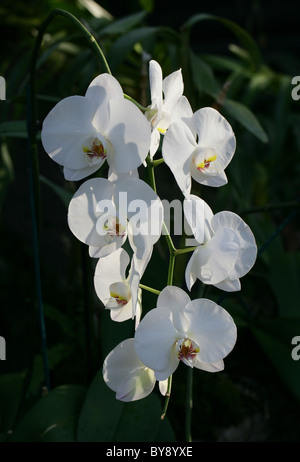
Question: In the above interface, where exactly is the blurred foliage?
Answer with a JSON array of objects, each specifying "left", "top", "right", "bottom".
[{"left": 0, "top": 0, "right": 300, "bottom": 443}]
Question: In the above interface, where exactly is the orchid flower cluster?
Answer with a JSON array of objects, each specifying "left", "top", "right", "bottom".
[{"left": 41, "top": 60, "right": 257, "bottom": 406}]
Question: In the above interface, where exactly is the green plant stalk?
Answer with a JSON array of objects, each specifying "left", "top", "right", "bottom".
[
  {"left": 185, "top": 366, "right": 193, "bottom": 442},
  {"left": 139, "top": 284, "right": 161, "bottom": 295}
]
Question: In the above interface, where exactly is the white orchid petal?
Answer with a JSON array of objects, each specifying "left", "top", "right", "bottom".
[
  {"left": 157, "top": 286, "right": 191, "bottom": 312},
  {"left": 184, "top": 299, "right": 237, "bottom": 364},
  {"left": 193, "top": 358, "right": 225, "bottom": 373},
  {"left": 162, "top": 119, "right": 196, "bottom": 198},
  {"left": 158, "top": 379, "right": 169, "bottom": 396},
  {"left": 114, "top": 177, "right": 163, "bottom": 251},
  {"left": 134, "top": 308, "right": 179, "bottom": 381},
  {"left": 213, "top": 278, "right": 241, "bottom": 292},
  {"left": 149, "top": 60, "right": 163, "bottom": 105},
  {"left": 103, "top": 338, "right": 156, "bottom": 402},
  {"left": 170, "top": 96, "right": 193, "bottom": 123},
  {"left": 195, "top": 227, "right": 240, "bottom": 285},
  {"left": 105, "top": 98, "right": 151, "bottom": 173},
  {"left": 185, "top": 249, "right": 198, "bottom": 291},
  {"left": 41, "top": 95, "right": 98, "bottom": 170},
  {"left": 94, "top": 248, "right": 130, "bottom": 304},
  {"left": 162, "top": 69, "right": 184, "bottom": 112},
  {"left": 85, "top": 73, "right": 124, "bottom": 121},
  {"left": 88, "top": 236, "right": 126, "bottom": 258},
  {"left": 190, "top": 164, "right": 228, "bottom": 187},
  {"left": 149, "top": 129, "right": 161, "bottom": 158},
  {"left": 67, "top": 178, "right": 115, "bottom": 246},
  {"left": 63, "top": 163, "right": 103, "bottom": 181},
  {"left": 110, "top": 295, "right": 141, "bottom": 323},
  {"left": 128, "top": 247, "right": 153, "bottom": 320},
  {"left": 183, "top": 195, "right": 214, "bottom": 244},
  {"left": 192, "top": 107, "right": 236, "bottom": 170},
  {"left": 212, "top": 212, "right": 257, "bottom": 280}
]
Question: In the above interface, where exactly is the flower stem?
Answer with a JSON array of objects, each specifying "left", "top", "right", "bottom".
[
  {"left": 124, "top": 93, "right": 149, "bottom": 111},
  {"left": 139, "top": 284, "right": 161, "bottom": 295},
  {"left": 185, "top": 367, "right": 193, "bottom": 442},
  {"left": 167, "top": 252, "right": 176, "bottom": 286},
  {"left": 161, "top": 375, "right": 172, "bottom": 420},
  {"left": 174, "top": 246, "right": 197, "bottom": 256}
]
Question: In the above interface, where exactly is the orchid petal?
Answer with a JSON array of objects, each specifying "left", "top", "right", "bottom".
[
  {"left": 85, "top": 74, "right": 124, "bottom": 127},
  {"left": 162, "top": 69, "right": 184, "bottom": 113},
  {"left": 67, "top": 177, "right": 115, "bottom": 247},
  {"left": 162, "top": 118, "right": 196, "bottom": 198},
  {"left": 134, "top": 307, "right": 179, "bottom": 381},
  {"left": 212, "top": 211, "right": 257, "bottom": 280},
  {"left": 105, "top": 98, "right": 151, "bottom": 173},
  {"left": 198, "top": 227, "right": 240, "bottom": 284},
  {"left": 41, "top": 95, "right": 99, "bottom": 170},
  {"left": 103, "top": 338, "right": 156, "bottom": 402},
  {"left": 214, "top": 278, "right": 241, "bottom": 292},
  {"left": 192, "top": 107, "right": 236, "bottom": 171},
  {"left": 193, "top": 358, "right": 225, "bottom": 373},
  {"left": 184, "top": 298, "right": 237, "bottom": 364},
  {"left": 149, "top": 60, "right": 163, "bottom": 107},
  {"left": 94, "top": 248, "right": 130, "bottom": 304},
  {"left": 183, "top": 194, "right": 214, "bottom": 244},
  {"left": 158, "top": 379, "right": 169, "bottom": 396}
]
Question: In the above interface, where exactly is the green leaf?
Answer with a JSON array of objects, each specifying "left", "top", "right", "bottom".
[
  {"left": 0, "top": 372, "right": 26, "bottom": 434},
  {"left": 99, "top": 11, "right": 147, "bottom": 36},
  {"left": 222, "top": 98, "right": 268, "bottom": 143},
  {"left": 107, "top": 26, "right": 157, "bottom": 72},
  {"left": 8, "top": 385, "right": 86, "bottom": 442},
  {"left": 190, "top": 50, "right": 219, "bottom": 98},
  {"left": 77, "top": 370, "right": 175, "bottom": 442},
  {"left": 268, "top": 243, "right": 300, "bottom": 319},
  {"left": 40, "top": 175, "right": 73, "bottom": 208},
  {"left": 182, "top": 14, "right": 262, "bottom": 70},
  {"left": 0, "top": 120, "right": 28, "bottom": 138}
]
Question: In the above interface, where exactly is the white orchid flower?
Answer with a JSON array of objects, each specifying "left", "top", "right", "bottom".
[
  {"left": 103, "top": 338, "right": 168, "bottom": 402},
  {"left": 146, "top": 60, "right": 193, "bottom": 158},
  {"left": 41, "top": 73, "right": 151, "bottom": 181},
  {"left": 184, "top": 195, "right": 257, "bottom": 292},
  {"left": 67, "top": 176, "right": 163, "bottom": 260},
  {"left": 162, "top": 107, "right": 236, "bottom": 197},
  {"left": 134, "top": 286, "right": 237, "bottom": 381},
  {"left": 94, "top": 247, "right": 153, "bottom": 324}
]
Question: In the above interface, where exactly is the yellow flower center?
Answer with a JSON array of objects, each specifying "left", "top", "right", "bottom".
[{"left": 196, "top": 150, "right": 217, "bottom": 171}]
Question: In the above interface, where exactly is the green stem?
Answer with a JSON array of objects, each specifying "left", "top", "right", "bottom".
[
  {"left": 161, "top": 375, "right": 173, "bottom": 420},
  {"left": 174, "top": 246, "right": 197, "bottom": 256},
  {"left": 139, "top": 284, "right": 161, "bottom": 295},
  {"left": 185, "top": 367, "right": 193, "bottom": 442},
  {"left": 152, "top": 158, "right": 165, "bottom": 168},
  {"left": 167, "top": 252, "right": 176, "bottom": 286},
  {"left": 124, "top": 93, "right": 149, "bottom": 111}
]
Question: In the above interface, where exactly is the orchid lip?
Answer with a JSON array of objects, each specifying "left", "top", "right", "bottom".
[
  {"left": 193, "top": 147, "right": 219, "bottom": 174},
  {"left": 82, "top": 135, "right": 107, "bottom": 166},
  {"left": 176, "top": 337, "right": 200, "bottom": 367}
]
